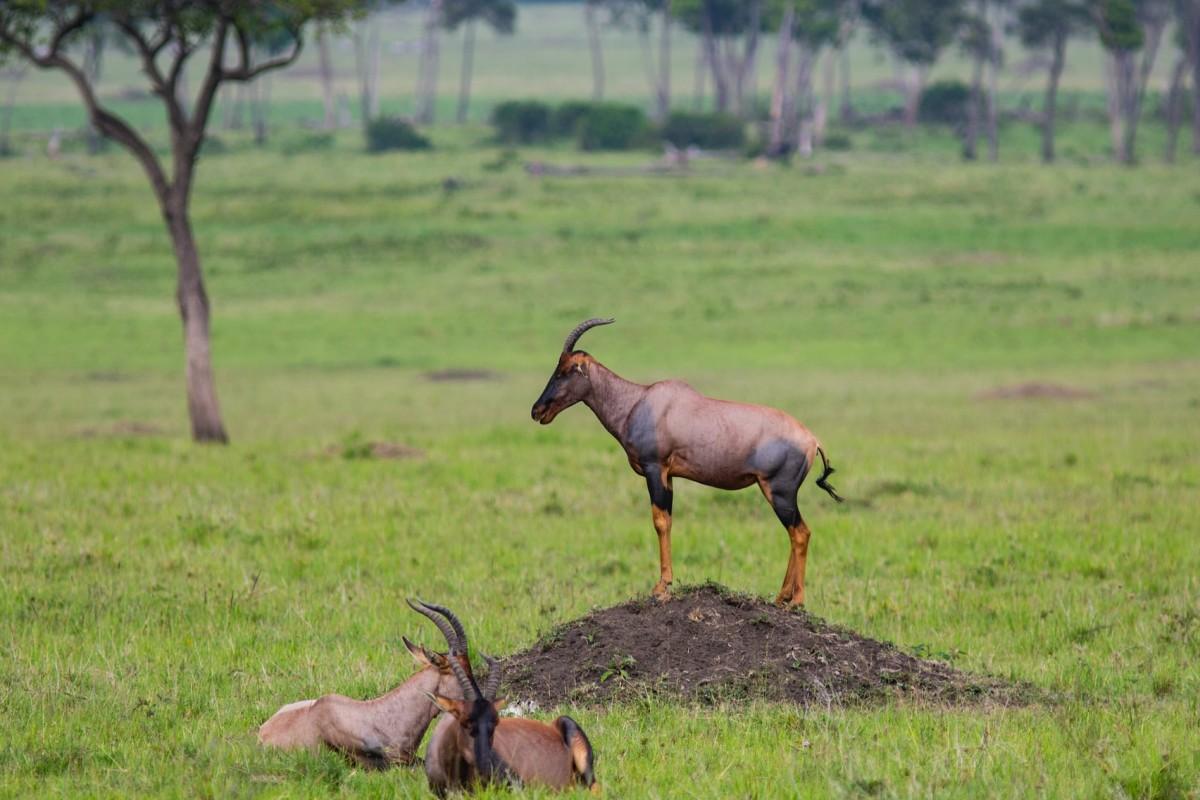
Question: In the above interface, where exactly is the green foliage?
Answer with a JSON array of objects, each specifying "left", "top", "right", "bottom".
[
  {"left": 576, "top": 102, "right": 648, "bottom": 150},
  {"left": 661, "top": 110, "right": 746, "bottom": 148},
  {"left": 918, "top": 79, "right": 971, "bottom": 125},
  {"left": 278, "top": 131, "right": 336, "bottom": 156},
  {"left": 490, "top": 99, "right": 553, "bottom": 143},
  {"left": 552, "top": 99, "right": 599, "bottom": 137},
  {"left": 862, "top": 0, "right": 966, "bottom": 65},
  {"left": 1017, "top": 0, "right": 1093, "bottom": 48},
  {"left": 1096, "top": 0, "right": 1145, "bottom": 51},
  {"left": 441, "top": 0, "right": 517, "bottom": 33},
  {"left": 822, "top": 129, "right": 853, "bottom": 150},
  {"left": 364, "top": 116, "right": 431, "bottom": 152}
]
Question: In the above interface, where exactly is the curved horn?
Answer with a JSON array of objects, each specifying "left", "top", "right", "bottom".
[
  {"left": 448, "top": 654, "right": 480, "bottom": 701},
  {"left": 482, "top": 655, "right": 503, "bottom": 700},
  {"left": 407, "top": 599, "right": 463, "bottom": 655},
  {"left": 562, "top": 317, "right": 614, "bottom": 353},
  {"left": 418, "top": 601, "right": 469, "bottom": 656}
]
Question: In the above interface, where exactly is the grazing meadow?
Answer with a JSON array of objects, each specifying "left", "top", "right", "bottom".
[{"left": 2, "top": 132, "right": 1198, "bottom": 797}]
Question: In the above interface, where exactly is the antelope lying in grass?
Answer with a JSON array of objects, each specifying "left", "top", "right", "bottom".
[
  {"left": 423, "top": 610, "right": 597, "bottom": 795},
  {"left": 531, "top": 318, "right": 844, "bottom": 608},
  {"left": 257, "top": 600, "right": 472, "bottom": 769}
]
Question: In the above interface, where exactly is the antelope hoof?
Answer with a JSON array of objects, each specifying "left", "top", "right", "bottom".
[{"left": 652, "top": 581, "right": 672, "bottom": 602}]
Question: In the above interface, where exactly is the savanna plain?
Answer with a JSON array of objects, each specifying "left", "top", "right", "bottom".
[{"left": 2, "top": 132, "right": 1199, "bottom": 797}]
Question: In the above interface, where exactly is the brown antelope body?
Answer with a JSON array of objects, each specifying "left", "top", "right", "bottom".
[
  {"left": 257, "top": 601, "right": 472, "bottom": 769},
  {"left": 421, "top": 610, "right": 597, "bottom": 795},
  {"left": 531, "top": 318, "right": 843, "bottom": 608}
]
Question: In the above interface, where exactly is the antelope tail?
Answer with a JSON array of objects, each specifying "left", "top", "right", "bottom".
[{"left": 815, "top": 446, "right": 844, "bottom": 503}]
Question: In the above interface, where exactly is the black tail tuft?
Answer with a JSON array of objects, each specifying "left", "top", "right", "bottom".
[{"left": 815, "top": 446, "right": 844, "bottom": 503}]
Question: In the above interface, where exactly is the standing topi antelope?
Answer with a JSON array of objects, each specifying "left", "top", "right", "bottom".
[
  {"left": 257, "top": 600, "right": 475, "bottom": 769},
  {"left": 422, "top": 606, "right": 597, "bottom": 795},
  {"left": 531, "top": 318, "right": 844, "bottom": 608}
]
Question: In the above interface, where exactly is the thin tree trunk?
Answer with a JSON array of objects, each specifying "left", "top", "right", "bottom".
[
  {"left": 902, "top": 64, "right": 924, "bottom": 127},
  {"left": 0, "top": 67, "right": 27, "bottom": 155},
  {"left": 252, "top": 73, "right": 271, "bottom": 145},
  {"left": 1041, "top": 30, "right": 1066, "bottom": 163},
  {"left": 415, "top": 1, "right": 440, "bottom": 124},
  {"left": 702, "top": 16, "right": 730, "bottom": 112},
  {"left": 456, "top": 19, "right": 475, "bottom": 124},
  {"left": 355, "top": 22, "right": 382, "bottom": 128},
  {"left": 735, "top": 0, "right": 762, "bottom": 117},
  {"left": 1103, "top": 51, "right": 1126, "bottom": 160},
  {"left": 82, "top": 32, "right": 104, "bottom": 153},
  {"left": 838, "top": 43, "right": 853, "bottom": 122},
  {"left": 165, "top": 194, "right": 228, "bottom": 444},
  {"left": 1164, "top": 55, "right": 1188, "bottom": 162},
  {"left": 585, "top": 1, "right": 605, "bottom": 101},
  {"left": 965, "top": 51, "right": 983, "bottom": 159},
  {"left": 658, "top": 3, "right": 672, "bottom": 119},
  {"left": 1191, "top": 23, "right": 1200, "bottom": 154},
  {"left": 814, "top": 48, "right": 833, "bottom": 145},
  {"left": 768, "top": 2, "right": 795, "bottom": 156},
  {"left": 793, "top": 46, "right": 816, "bottom": 156},
  {"left": 985, "top": 5, "right": 1002, "bottom": 162},
  {"left": 316, "top": 24, "right": 336, "bottom": 129},
  {"left": 694, "top": 39, "right": 707, "bottom": 110}
]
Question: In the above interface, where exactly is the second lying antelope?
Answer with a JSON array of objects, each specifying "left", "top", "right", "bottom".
[
  {"left": 257, "top": 600, "right": 474, "bottom": 769},
  {"left": 422, "top": 610, "right": 598, "bottom": 795}
]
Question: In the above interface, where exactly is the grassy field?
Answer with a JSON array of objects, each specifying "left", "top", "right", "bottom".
[{"left": 1, "top": 124, "right": 1199, "bottom": 798}]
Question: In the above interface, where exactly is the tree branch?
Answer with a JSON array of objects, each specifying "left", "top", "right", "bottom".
[
  {"left": 114, "top": 18, "right": 190, "bottom": 133},
  {"left": 222, "top": 23, "right": 304, "bottom": 82}
]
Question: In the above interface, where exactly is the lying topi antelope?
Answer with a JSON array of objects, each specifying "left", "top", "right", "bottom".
[
  {"left": 530, "top": 318, "right": 844, "bottom": 608},
  {"left": 257, "top": 600, "right": 474, "bottom": 769},
  {"left": 423, "top": 607, "right": 597, "bottom": 795}
]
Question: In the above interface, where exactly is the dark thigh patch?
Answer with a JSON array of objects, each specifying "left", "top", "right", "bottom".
[{"left": 747, "top": 438, "right": 809, "bottom": 482}]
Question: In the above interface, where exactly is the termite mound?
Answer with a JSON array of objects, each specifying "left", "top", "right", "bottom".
[{"left": 502, "top": 584, "right": 1029, "bottom": 709}]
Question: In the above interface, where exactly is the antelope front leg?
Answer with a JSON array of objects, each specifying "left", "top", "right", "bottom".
[{"left": 645, "top": 466, "right": 674, "bottom": 600}]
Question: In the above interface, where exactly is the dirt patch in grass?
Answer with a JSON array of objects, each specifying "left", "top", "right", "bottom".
[
  {"left": 501, "top": 584, "right": 1026, "bottom": 708},
  {"left": 423, "top": 368, "right": 501, "bottom": 382},
  {"left": 976, "top": 382, "right": 1094, "bottom": 400},
  {"left": 322, "top": 441, "right": 424, "bottom": 460},
  {"left": 76, "top": 420, "right": 164, "bottom": 438}
]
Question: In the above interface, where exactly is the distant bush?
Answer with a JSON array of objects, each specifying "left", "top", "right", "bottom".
[
  {"left": 919, "top": 81, "right": 970, "bottom": 126},
  {"left": 822, "top": 130, "right": 853, "bottom": 151},
  {"left": 661, "top": 111, "right": 745, "bottom": 149},
  {"left": 576, "top": 103, "right": 648, "bottom": 151},
  {"left": 552, "top": 100, "right": 599, "bottom": 137},
  {"left": 199, "top": 135, "right": 228, "bottom": 157},
  {"left": 491, "top": 100, "right": 553, "bottom": 144},
  {"left": 365, "top": 117, "right": 431, "bottom": 153},
  {"left": 280, "top": 132, "right": 335, "bottom": 156}
]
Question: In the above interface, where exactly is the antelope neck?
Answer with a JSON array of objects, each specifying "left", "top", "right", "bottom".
[{"left": 582, "top": 362, "right": 645, "bottom": 443}]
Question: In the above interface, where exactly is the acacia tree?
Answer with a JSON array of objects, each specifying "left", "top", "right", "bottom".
[
  {"left": 675, "top": 0, "right": 767, "bottom": 115},
  {"left": 1095, "top": 0, "right": 1169, "bottom": 163},
  {"left": 442, "top": 0, "right": 515, "bottom": 124},
  {"left": 605, "top": 0, "right": 673, "bottom": 120},
  {"left": 863, "top": 0, "right": 965, "bottom": 125},
  {"left": 1176, "top": 0, "right": 1200, "bottom": 153},
  {"left": 1018, "top": 0, "right": 1090, "bottom": 162},
  {"left": 0, "top": 1, "right": 365, "bottom": 443},
  {"left": 767, "top": 0, "right": 840, "bottom": 155}
]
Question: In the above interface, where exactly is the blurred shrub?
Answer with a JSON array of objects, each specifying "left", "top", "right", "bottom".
[
  {"left": 919, "top": 80, "right": 970, "bottom": 126},
  {"left": 576, "top": 103, "right": 648, "bottom": 151},
  {"left": 822, "top": 130, "right": 853, "bottom": 151},
  {"left": 199, "top": 135, "right": 228, "bottom": 156},
  {"left": 280, "top": 132, "right": 335, "bottom": 156},
  {"left": 552, "top": 100, "right": 598, "bottom": 137},
  {"left": 661, "top": 111, "right": 745, "bottom": 149},
  {"left": 366, "top": 117, "right": 431, "bottom": 153},
  {"left": 491, "top": 100, "right": 553, "bottom": 144}
]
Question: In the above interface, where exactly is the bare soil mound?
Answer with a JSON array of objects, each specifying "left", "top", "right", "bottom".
[{"left": 502, "top": 584, "right": 1025, "bottom": 708}]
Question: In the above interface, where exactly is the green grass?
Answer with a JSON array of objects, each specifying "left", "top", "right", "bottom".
[{"left": 1, "top": 128, "right": 1199, "bottom": 798}]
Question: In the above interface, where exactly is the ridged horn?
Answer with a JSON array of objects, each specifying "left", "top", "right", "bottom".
[
  {"left": 407, "top": 599, "right": 464, "bottom": 655},
  {"left": 482, "top": 655, "right": 503, "bottom": 700},
  {"left": 418, "top": 601, "right": 469, "bottom": 656},
  {"left": 448, "top": 654, "right": 480, "bottom": 701},
  {"left": 562, "top": 317, "right": 614, "bottom": 353}
]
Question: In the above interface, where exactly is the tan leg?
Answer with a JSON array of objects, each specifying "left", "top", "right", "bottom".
[
  {"left": 775, "top": 551, "right": 797, "bottom": 605},
  {"left": 786, "top": 521, "right": 812, "bottom": 608},
  {"left": 651, "top": 505, "right": 673, "bottom": 600}
]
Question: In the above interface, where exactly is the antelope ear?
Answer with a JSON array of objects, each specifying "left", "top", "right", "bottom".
[
  {"left": 403, "top": 636, "right": 431, "bottom": 667},
  {"left": 425, "top": 692, "right": 467, "bottom": 721}
]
